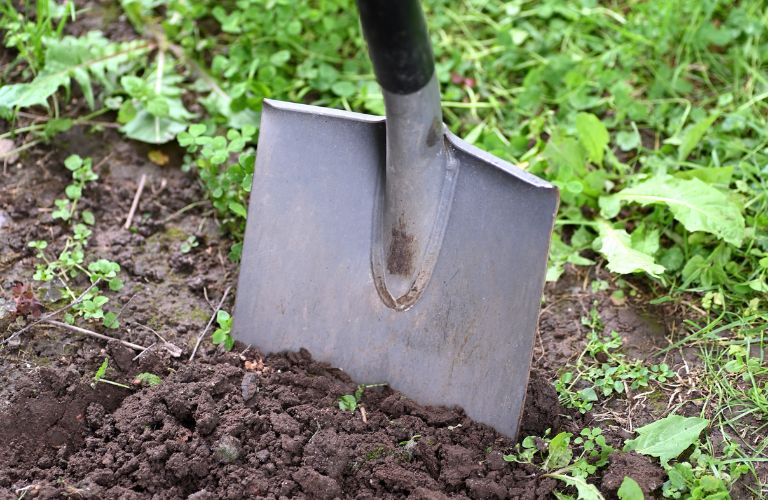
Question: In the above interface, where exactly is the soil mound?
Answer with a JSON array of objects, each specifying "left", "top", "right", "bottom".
[{"left": 0, "top": 349, "right": 579, "bottom": 499}]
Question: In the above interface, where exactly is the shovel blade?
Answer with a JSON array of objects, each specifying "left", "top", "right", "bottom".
[{"left": 233, "top": 100, "right": 558, "bottom": 437}]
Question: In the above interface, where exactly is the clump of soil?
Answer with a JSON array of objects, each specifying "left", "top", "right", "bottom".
[
  {"left": 0, "top": 348, "right": 576, "bottom": 499},
  {"left": 601, "top": 452, "right": 666, "bottom": 496}
]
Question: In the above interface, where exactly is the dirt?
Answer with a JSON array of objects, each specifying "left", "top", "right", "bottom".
[
  {"left": 387, "top": 216, "right": 416, "bottom": 277},
  {"left": 601, "top": 452, "right": 666, "bottom": 495},
  {"left": 0, "top": 347, "right": 574, "bottom": 499}
]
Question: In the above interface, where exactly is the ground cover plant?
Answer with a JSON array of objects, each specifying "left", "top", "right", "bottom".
[{"left": 1, "top": 0, "right": 767, "bottom": 497}]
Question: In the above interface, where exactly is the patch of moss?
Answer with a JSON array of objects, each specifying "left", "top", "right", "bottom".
[
  {"left": 365, "top": 446, "right": 389, "bottom": 461},
  {"left": 189, "top": 306, "right": 210, "bottom": 324},
  {"left": 162, "top": 226, "right": 188, "bottom": 242},
  {"left": 645, "top": 389, "right": 668, "bottom": 413}
]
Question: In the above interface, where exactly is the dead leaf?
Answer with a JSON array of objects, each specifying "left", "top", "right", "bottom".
[
  {"left": 148, "top": 150, "right": 169, "bottom": 166},
  {"left": 244, "top": 359, "right": 264, "bottom": 371}
]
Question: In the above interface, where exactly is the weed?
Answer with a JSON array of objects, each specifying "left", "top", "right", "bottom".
[
  {"left": 91, "top": 357, "right": 130, "bottom": 389},
  {"left": 211, "top": 309, "right": 233, "bottom": 351},
  {"left": 27, "top": 155, "right": 124, "bottom": 329},
  {"left": 132, "top": 372, "right": 162, "bottom": 387},
  {"left": 504, "top": 427, "right": 613, "bottom": 499},
  {"left": 624, "top": 414, "right": 751, "bottom": 499},
  {"left": 364, "top": 446, "right": 388, "bottom": 461},
  {"left": 556, "top": 309, "right": 674, "bottom": 413},
  {"left": 51, "top": 154, "right": 97, "bottom": 222},
  {"left": 10, "top": 281, "right": 43, "bottom": 318},
  {"left": 338, "top": 383, "right": 387, "bottom": 412},
  {"left": 0, "top": 32, "right": 151, "bottom": 118},
  {"left": 398, "top": 434, "right": 422, "bottom": 459},
  {"left": 178, "top": 124, "right": 255, "bottom": 259},
  {"left": 179, "top": 235, "right": 198, "bottom": 254},
  {"left": 0, "top": 0, "right": 75, "bottom": 73}
]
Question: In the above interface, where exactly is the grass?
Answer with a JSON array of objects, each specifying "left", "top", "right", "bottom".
[{"left": 1, "top": 0, "right": 767, "bottom": 496}]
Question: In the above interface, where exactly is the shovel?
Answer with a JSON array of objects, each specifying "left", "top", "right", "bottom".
[{"left": 232, "top": 0, "right": 558, "bottom": 438}]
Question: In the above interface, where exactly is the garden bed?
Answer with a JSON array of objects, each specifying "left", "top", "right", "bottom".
[{"left": 2, "top": 126, "right": 678, "bottom": 498}]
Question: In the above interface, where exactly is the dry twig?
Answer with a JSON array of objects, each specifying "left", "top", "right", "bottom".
[
  {"left": 44, "top": 319, "right": 148, "bottom": 352},
  {"left": 189, "top": 286, "right": 231, "bottom": 362},
  {"left": 124, "top": 173, "right": 148, "bottom": 230}
]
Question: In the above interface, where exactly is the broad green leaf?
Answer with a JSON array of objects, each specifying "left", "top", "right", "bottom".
[
  {"left": 64, "top": 154, "right": 83, "bottom": 171},
  {"left": 618, "top": 477, "right": 644, "bottom": 500},
  {"left": 678, "top": 113, "right": 719, "bottom": 160},
  {"left": 675, "top": 166, "right": 733, "bottom": 186},
  {"left": 0, "top": 34, "right": 149, "bottom": 111},
  {"left": 596, "top": 221, "right": 665, "bottom": 277},
  {"left": 331, "top": 81, "right": 356, "bottom": 98},
  {"left": 121, "top": 75, "right": 150, "bottom": 98},
  {"left": 147, "top": 97, "right": 170, "bottom": 117},
  {"left": 659, "top": 247, "right": 684, "bottom": 272},
  {"left": 629, "top": 225, "right": 660, "bottom": 256},
  {"left": 228, "top": 201, "right": 248, "bottom": 218},
  {"left": 189, "top": 123, "right": 207, "bottom": 136},
  {"left": 544, "top": 132, "right": 586, "bottom": 178},
  {"left": 338, "top": 394, "right": 357, "bottom": 412},
  {"left": 575, "top": 112, "right": 609, "bottom": 166},
  {"left": 579, "top": 387, "right": 598, "bottom": 402},
  {"left": 199, "top": 92, "right": 260, "bottom": 129},
  {"left": 616, "top": 129, "right": 641, "bottom": 151},
  {"left": 546, "top": 234, "right": 595, "bottom": 282},
  {"left": 269, "top": 50, "right": 291, "bottom": 66},
  {"left": 65, "top": 184, "right": 82, "bottom": 200},
  {"left": 624, "top": 414, "right": 708, "bottom": 465},
  {"left": 603, "top": 176, "right": 744, "bottom": 246},
  {"left": 748, "top": 278, "right": 768, "bottom": 292},
  {"left": 121, "top": 110, "right": 188, "bottom": 144},
  {"left": 103, "top": 312, "right": 119, "bottom": 329},
  {"left": 0, "top": 77, "right": 65, "bottom": 108},
  {"left": 72, "top": 67, "right": 95, "bottom": 109},
  {"left": 544, "top": 432, "right": 573, "bottom": 470},
  {"left": 118, "top": 100, "right": 137, "bottom": 124},
  {"left": 548, "top": 474, "right": 605, "bottom": 500}
]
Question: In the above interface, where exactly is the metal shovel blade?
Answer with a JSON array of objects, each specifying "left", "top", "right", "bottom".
[{"left": 232, "top": 99, "right": 558, "bottom": 437}]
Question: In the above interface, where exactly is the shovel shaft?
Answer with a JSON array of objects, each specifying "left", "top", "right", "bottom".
[
  {"left": 356, "top": 0, "right": 435, "bottom": 94},
  {"left": 357, "top": 0, "right": 456, "bottom": 307}
]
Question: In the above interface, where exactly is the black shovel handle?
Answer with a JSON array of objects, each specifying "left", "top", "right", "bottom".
[{"left": 356, "top": 0, "right": 435, "bottom": 95}]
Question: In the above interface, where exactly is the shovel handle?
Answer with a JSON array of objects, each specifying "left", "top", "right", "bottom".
[{"left": 356, "top": 0, "right": 435, "bottom": 95}]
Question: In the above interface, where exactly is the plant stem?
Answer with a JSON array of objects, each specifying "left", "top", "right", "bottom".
[{"left": 96, "top": 378, "right": 131, "bottom": 389}]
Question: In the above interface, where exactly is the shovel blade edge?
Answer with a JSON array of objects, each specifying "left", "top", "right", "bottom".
[{"left": 233, "top": 99, "right": 558, "bottom": 438}]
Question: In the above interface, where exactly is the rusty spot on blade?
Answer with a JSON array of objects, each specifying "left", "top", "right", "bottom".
[{"left": 387, "top": 216, "right": 415, "bottom": 276}]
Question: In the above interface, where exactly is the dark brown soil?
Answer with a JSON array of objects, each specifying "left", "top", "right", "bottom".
[
  {"left": 601, "top": 452, "right": 666, "bottom": 496},
  {"left": 0, "top": 345, "right": 579, "bottom": 499}
]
